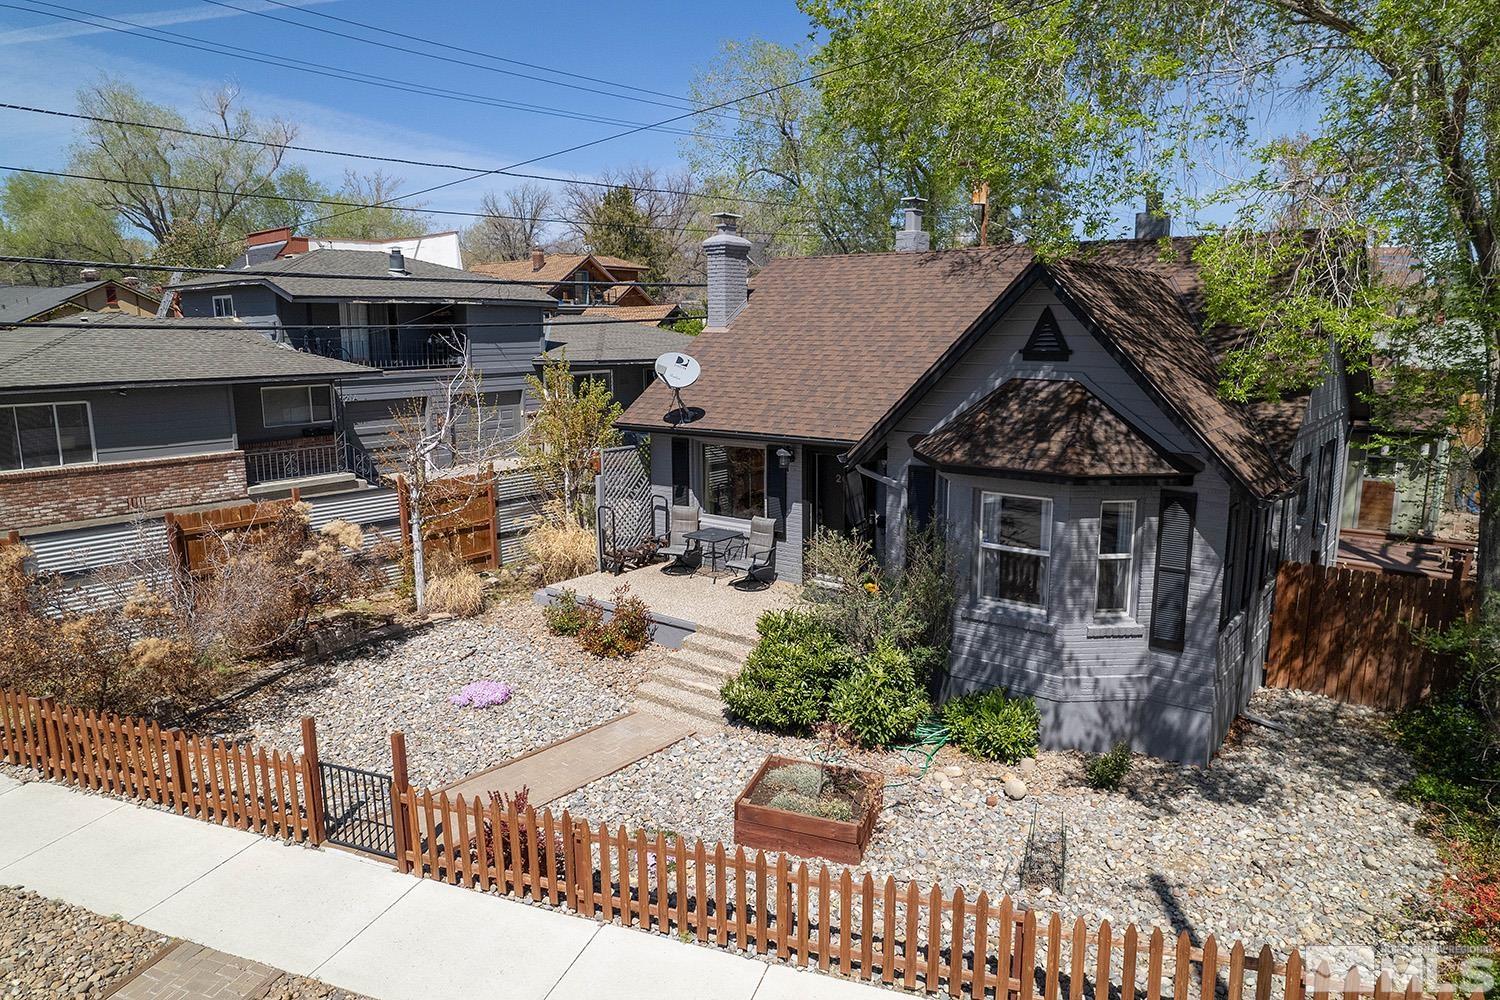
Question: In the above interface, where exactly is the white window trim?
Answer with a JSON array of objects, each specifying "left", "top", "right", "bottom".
[
  {"left": 0, "top": 400, "right": 98, "bottom": 472},
  {"left": 699, "top": 441, "right": 768, "bottom": 521},
  {"left": 1093, "top": 499, "right": 1137, "bottom": 620},
  {"left": 977, "top": 490, "right": 1053, "bottom": 611},
  {"left": 260, "top": 384, "right": 334, "bottom": 428},
  {"left": 212, "top": 294, "right": 235, "bottom": 318}
]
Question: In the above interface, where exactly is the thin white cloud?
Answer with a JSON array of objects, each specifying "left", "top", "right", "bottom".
[{"left": 0, "top": 0, "right": 340, "bottom": 46}]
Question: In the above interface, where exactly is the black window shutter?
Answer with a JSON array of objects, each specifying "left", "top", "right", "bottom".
[
  {"left": 670, "top": 437, "right": 690, "bottom": 505},
  {"left": 765, "top": 445, "right": 788, "bottom": 539},
  {"left": 908, "top": 463, "right": 936, "bottom": 531},
  {"left": 1150, "top": 492, "right": 1196, "bottom": 652}
]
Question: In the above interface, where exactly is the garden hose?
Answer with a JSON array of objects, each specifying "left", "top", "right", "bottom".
[{"left": 883, "top": 717, "right": 951, "bottom": 790}]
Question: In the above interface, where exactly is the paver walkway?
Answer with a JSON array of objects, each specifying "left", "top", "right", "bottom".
[
  {"left": 113, "top": 940, "right": 279, "bottom": 999},
  {"left": 0, "top": 771, "right": 887, "bottom": 1000},
  {"left": 442, "top": 711, "right": 693, "bottom": 805}
]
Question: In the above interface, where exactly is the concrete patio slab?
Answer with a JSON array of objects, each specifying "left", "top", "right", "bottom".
[
  {"left": 444, "top": 711, "right": 692, "bottom": 806},
  {"left": 0, "top": 772, "right": 21, "bottom": 796},
  {"left": 0, "top": 781, "right": 122, "bottom": 869},
  {"left": 315, "top": 878, "right": 598, "bottom": 1000},
  {"left": 2, "top": 802, "right": 255, "bottom": 921},
  {"left": 545, "top": 924, "right": 767, "bottom": 1000},
  {"left": 553, "top": 564, "right": 797, "bottom": 640},
  {"left": 756, "top": 965, "right": 895, "bottom": 999},
  {"left": 137, "top": 838, "right": 415, "bottom": 976}
]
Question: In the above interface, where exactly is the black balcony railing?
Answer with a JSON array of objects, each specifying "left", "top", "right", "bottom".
[
  {"left": 293, "top": 330, "right": 466, "bottom": 370},
  {"left": 244, "top": 434, "right": 381, "bottom": 487}
]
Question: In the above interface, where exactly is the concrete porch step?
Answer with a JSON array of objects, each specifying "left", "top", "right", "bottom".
[
  {"left": 680, "top": 631, "right": 755, "bottom": 665},
  {"left": 670, "top": 649, "right": 741, "bottom": 684},
  {"left": 633, "top": 681, "right": 729, "bottom": 729},
  {"left": 653, "top": 664, "right": 728, "bottom": 699}
]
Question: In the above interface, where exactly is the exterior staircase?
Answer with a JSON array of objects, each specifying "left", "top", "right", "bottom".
[{"left": 632, "top": 628, "right": 756, "bottom": 731}]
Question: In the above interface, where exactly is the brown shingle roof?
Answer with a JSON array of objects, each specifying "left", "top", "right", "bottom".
[
  {"left": 914, "top": 378, "right": 1194, "bottom": 479},
  {"left": 581, "top": 303, "right": 682, "bottom": 324},
  {"left": 620, "top": 246, "right": 1036, "bottom": 444}
]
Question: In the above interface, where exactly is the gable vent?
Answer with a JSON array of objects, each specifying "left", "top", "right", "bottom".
[{"left": 1021, "top": 306, "right": 1070, "bottom": 361}]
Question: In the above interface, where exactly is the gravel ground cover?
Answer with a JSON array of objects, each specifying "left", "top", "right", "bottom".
[
  {"left": 555, "top": 688, "right": 1444, "bottom": 957},
  {"left": 208, "top": 598, "right": 649, "bottom": 787},
  {"left": 0, "top": 886, "right": 167, "bottom": 999}
]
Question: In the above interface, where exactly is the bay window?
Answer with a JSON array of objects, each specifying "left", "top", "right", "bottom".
[
  {"left": 1094, "top": 500, "right": 1136, "bottom": 616},
  {"left": 978, "top": 492, "right": 1052, "bottom": 608},
  {"left": 702, "top": 444, "right": 765, "bottom": 520}
]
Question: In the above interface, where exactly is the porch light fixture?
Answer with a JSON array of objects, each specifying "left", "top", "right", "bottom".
[{"left": 776, "top": 447, "right": 792, "bottom": 470}]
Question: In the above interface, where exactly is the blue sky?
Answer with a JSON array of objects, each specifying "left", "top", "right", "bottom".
[{"left": 0, "top": 0, "right": 817, "bottom": 222}]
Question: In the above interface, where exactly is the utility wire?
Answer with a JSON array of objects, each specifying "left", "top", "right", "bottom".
[
  {"left": 0, "top": 103, "right": 804, "bottom": 210},
  {"left": 0, "top": 255, "right": 709, "bottom": 288},
  {"left": 196, "top": 0, "right": 776, "bottom": 131},
  {"left": 5, "top": 2, "right": 732, "bottom": 140},
  {"left": 20, "top": 316, "right": 707, "bottom": 331},
  {"left": 0, "top": 165, "right": 815, "bottom": 238}
]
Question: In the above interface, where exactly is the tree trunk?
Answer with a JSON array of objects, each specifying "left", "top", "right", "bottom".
[{"left": 409, "top": 490, "right": 427, "bottom": 616}]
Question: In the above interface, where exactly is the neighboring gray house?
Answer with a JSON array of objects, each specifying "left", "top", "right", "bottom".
[
  {"left": 617, "top": 210, "right": 1349, "bottom": 763},
  {"left": 539, "top": 315, "right": 698, "bottom": 410},
  {"left": 0, "top": 314, "right": 377, "bottom": 531},
  {"left": 168, "top": 248, "right": 555, "bottom": 466}
]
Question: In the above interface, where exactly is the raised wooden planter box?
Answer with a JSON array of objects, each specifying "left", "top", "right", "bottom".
[{"left": 733, "top": 754, "right": 882, "bottom": 865}]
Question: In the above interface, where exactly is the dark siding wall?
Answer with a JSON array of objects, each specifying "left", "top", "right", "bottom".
[
  {"left": 0, "top": 386, "right": 236, "bottom": 463},
  {"left": 176, "top": 285, "right": 282, "bottom": 323},
  {"left": 467, "top": 303, "right": 546, "bottom": 377},
  {"left": 230, "top": 382, "right": 337, "bottom": 445}
]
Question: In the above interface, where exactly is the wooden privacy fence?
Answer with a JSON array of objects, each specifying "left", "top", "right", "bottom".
[
  {"left": 0, "top": 690, "right": 323, "bottom": 844},
  {"left": 165, "top": 496, "right": 300, "bottom": 577},
  {"left": 1265, "top": 561, "right": 1475, "bottom": 710},
  {"left": 393, "top": 783, "right": 1469, "bottom": 1000},
  {"left": 396, "top": 470, "right": 498, "bottom": 571}
]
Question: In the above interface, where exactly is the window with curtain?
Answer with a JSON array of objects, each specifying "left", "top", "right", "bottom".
[
  {"left": 261, "top": 385, "right": 333, "bottom": 428},
  {"left": 702, "top": 444, "right": 765, "bottom": 520},
  {"left": 0, "top": 402, "right": 95, "bottom": 471},
  {"left": 1095, "top": 500, "right": 1136, "bottom": 616},
  {"left": 978, "top": 492, "right": 1052, "bottom": 608}
]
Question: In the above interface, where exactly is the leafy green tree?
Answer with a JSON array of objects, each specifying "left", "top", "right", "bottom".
[
  {"left": 580, "top": 186, "right": 676, "bottom": 284},
  {"left": 0, "top": 173, "right": 137, "bottom": 284},
  {"left": 309, "top": 170, "right": 433, "bottom": 241},
  {"left": 520, "top": 356, "right": 622, "bottom": 525}
]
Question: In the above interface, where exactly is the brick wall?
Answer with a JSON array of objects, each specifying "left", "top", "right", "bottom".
[{"left": 0, "top": 452, "right": 248, "bottom": 530}]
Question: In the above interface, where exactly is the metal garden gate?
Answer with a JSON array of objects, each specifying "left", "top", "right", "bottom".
[
  {"left": 594, "top": 444, "right": 662, "bottom": 572},
  {"left": 318, "top": 761, "right": 397, "bottom": 858}
]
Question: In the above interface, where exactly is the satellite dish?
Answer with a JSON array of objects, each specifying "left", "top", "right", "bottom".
[{"left": 654, "top": 352, "right": 701, "bottom": 390}]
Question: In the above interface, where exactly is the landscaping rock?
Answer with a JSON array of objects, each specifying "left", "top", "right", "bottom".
[
  {"left": 1017, "top": 757, "right": 1037, "bottom": 777},
  {"left": 0, "top": 885, "right": 166, "bottom": 999},
  {"left": 1003, "top": 776, "right": 1028, "bottom": 800}
]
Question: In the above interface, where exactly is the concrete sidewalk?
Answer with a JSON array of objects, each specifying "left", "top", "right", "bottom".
[{"left": 0, "top": 772, "right": 891, "bottom": 1000}]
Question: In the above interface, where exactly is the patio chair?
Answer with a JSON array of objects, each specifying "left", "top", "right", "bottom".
[
  {"left": 661, "top": 504, "right": 703, "bottom": 575},
  {"left": 727, "top": 516, "right": 778, "bottom": 589}
]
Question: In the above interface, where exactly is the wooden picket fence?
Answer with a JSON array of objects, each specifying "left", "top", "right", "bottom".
[
  {"left": 1265, "top": 561, "right": 1475, "bottom": 710},
  {"left": 392, "top": 784, "right": 1472, "bottom": 1000},
  {"left": 0, "top": 690, "right": 323, "bottom": 844}
]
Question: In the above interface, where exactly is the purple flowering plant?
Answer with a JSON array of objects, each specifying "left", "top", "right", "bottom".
[{"left": 450, "top": 680, "right": 514, "bottom": 709}]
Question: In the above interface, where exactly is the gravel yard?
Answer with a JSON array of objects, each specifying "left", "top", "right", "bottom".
[
  {"left": 208, "top": 597, "right": 651, "bottom": 787},
  {"left": 555, "top": 688, "right": 1444, "bottom": 956},
  {"left": 0, "top": 886, "right": 167, "bottom": 999}
]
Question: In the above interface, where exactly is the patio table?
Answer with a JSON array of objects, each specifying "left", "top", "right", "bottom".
[{"left": 685, "top": 526, "right": 743, "bottom": 583}]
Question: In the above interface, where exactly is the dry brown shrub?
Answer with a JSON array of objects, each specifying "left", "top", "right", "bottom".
[
  {"left": 424, "top": 569, "right": 486, "bottom": 617},
  {"left": 527, "top": 501, "right": 596, "bottom": 584}
]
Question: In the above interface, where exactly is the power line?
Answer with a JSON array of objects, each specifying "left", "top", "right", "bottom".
[
  {"left": 0, "top": 103, "right": 805, "bottom": 210},
  {"left": 196, "top": 0, "right": 769, "bottom": 130},
  {"left": 5, "top": 2, "right": 731, "bottom": 141},
  {"left": 0, "top": 255, "right": 709, "bottom": 288},
  {"left": 20, "top": 316, "right": 707, "bottom": 331},
  {"left": 0, "top": 165, "right": 815, "bottom": 239}
]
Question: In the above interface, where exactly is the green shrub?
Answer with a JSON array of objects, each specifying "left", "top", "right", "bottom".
[
  {"left": 721, "top": 617, "right": 853, "bottom": 732},
  {"left": 573, "top": 585, "right": 656, "bottom": 658},
  {"left": 943, "top": 688, "right": 1041, "bottom": 763},
  {"left": 543, "top": 588, "right": 586, "bottom": 636},
  {"left": 1084, "top": 742, "right": 1133, "bottom": 790},
  {"left": 828, "top": 642, "right": 932, "bottom": 748}
]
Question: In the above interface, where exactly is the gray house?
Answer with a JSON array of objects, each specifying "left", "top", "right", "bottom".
[
  {"left": 539, "top": 315, "right": 698, "bottom": 410},
  {"left": 169, "top": 248, "right": 555, "bottom": 467},
  {"left": 617, "top": 210, "right": 1349, "bottom": 763},
  {"left": 0, "top": 314, "right": 377, "bottom": 531}
]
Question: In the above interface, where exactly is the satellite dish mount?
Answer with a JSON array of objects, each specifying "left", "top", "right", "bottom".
[{"left": 653, "top": 352, "right": 702, "bottom": 423}]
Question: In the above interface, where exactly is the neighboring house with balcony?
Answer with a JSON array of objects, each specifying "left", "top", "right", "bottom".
[
  {"left": 473, "top": 250, "right": 664, "bottom": 312},
  {"left": 0, "top": 314, "right": 378, "bottom": 532},
  {"left": 0, "top": 276, "right": 161, "bottom": 326},
  {"left": 618, "top": 207, "right": 1350, "bottom": 763},
  {"left": 167, "top": 247, "right": 554, "bottom": 468}
]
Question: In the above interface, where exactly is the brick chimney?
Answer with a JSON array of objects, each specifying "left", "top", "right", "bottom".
[
  {"left": 703, "top": 212, "right": 751, "bottom": 332},
  {"left": 1135, "top": 190, "right": 1171, "bottom": 240},
  {"left": 895, "top": 197, "right": 931, "bottom": 252},
  {"left": 530, "top": 247, "right": 546, "bottom": 272}
]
